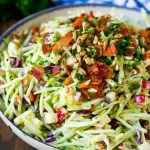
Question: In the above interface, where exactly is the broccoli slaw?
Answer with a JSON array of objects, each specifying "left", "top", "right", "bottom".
[{"left": 0, "top": 9, "right": 150, "bottom": 150}]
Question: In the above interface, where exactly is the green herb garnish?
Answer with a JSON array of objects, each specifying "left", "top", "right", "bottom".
[
  {"left": 76, "top": 73, "right": 85, "bottom": 81},
  {"left": 86, "top": 47, "right": 97, "bottom": 58}
]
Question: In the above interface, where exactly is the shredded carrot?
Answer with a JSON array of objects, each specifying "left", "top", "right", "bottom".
[
  {"left": 29, "top": 92, "right": 36, "bottom": 102},
  {"left": 105, "top": 43, "right": 117, "bottom": 57},
  {"left": 64, "top": 76, "right": 73, "bottom": 86}
]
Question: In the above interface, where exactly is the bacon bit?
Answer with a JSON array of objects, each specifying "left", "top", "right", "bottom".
[
  {"left": 29, "top": 91, "right": 36, "bottom": 102},
  {"left": 87, "top": 64, "right": 99, "bottom": 74},
  {"left": 76, "top": 109, "right": 91, "bottom": 116},
  {"left": 141, "top": 80, "right": 150, "bottom": 90},
  {"left": 59, "top": 32, "right": 73, "bottom": 47},
  {"left": 143, "top": 50, "right": 150, "bottom": 60},
  {"left": 64, "top": 65, "right": 72, "bottom": 76},
  {"left": 124, "top": 50, "right": 135, "bottom": 56},
  {"left": 31, "top": 26, "right": 39, "bottom": 34},
  {"left": 16, "top": 95, "right": 22, "bottom": 104},
  {"left": 131, "top": 39, "right": 138, "bottom": 48},
  {"left": 10, "top": 57, "right": 22, "bottom": 68},
  {"left": 121, "top": 24, "right": 128, "bottom": 36},
  {"left": 95, "top": 25, "right": 100, "bottom": 31},
  {"left": 80, "top": 82, "right": 105, "bottom": 98},
  {"left": 105, "top": 43, "right": 117, "bottom": 57},
  {"left": 81, "top": 88, "right": 89, "bottom": 99},
  {"left": 0, "top": 80, "right": 4, "bottom": 85},
  {"left": 146, "top": 65, "right": 150, "bottom": 72},
  {"left": 31, "top": 65, "right": 45, "bottom": 80},
  {"left": 99, "top": 15, "right": 112, "bottom": 31},
  {"left": 42, "top": 44, "right": 52, "bottom": 54},
  {"left": 73, "top": 16, "right": 83, "bottom": 29},
  {"left": 10, "top": 33, "right": 20, "bottom": 39},
  {"left": 56, "top": 108, "right": 66, "bottom": 123},
  {"left": 30, "top": 26, "right": 40, "bottom": 43},
  {"left": 134, "top": 67, "right": 140, "bottom": 74},
  {"left": 88, "top": 11, "right": 94, "bottom": 18},
  {"left": 96, "top": 82, "right": 106, "bottom": 97},
  {"left": 139, "top": 28, "right": 150, "bottom": 46},
  {"left": 52, "top": 66, "right": 61, "bottom": 75},
  {"left": 91, "top": 74, "right": 102, "bottom": 84},
  {"left": 139, "top": 29, "right": 148, "bottom": 37},
  {"left": 0, "top": 69, "right": 6, "bottom": 75},
  {"left": 134, "top": 95, "right": 145, "bottom": 105},
  {"left": 64, "top": 76, "right": 73, "bottom": 86},
  {"left": 94, "top": 45, "right": 103, "bottom": 56},
  {"left": 87, "top": 63, "right": 113, "bottom": 79}
]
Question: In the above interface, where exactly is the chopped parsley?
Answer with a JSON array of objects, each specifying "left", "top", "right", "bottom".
[
  {"left": 86, "top": 47, "right": 97, "bottom": 58},
  {"left": 53, "top": 33, "right": 61, "bottom": 42},
  {"left": 101, "top": 57, "right": 113, "bottom": 65},
  {"left": 76, "top": 73, "right": 85, "bottom": 81},
  {"left": 87, "top": 27, "right": 95, "bottom": 34},
  {"left": 109, "top": 23, "right": 122, "bottom": 32},
  {"left": 116, "top": 39, "right": 130, "bottom": 56}
]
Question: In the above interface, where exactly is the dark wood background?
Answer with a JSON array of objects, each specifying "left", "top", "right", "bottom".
[{"left": 0, "top": 119, "right": 35, "bottom": 150}]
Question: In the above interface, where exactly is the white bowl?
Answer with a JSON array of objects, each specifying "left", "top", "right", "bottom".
[{"left": 0, "top": 4, "right": 147, "bottom": 150}]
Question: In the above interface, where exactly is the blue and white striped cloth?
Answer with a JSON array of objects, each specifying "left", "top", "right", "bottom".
[{"left": 52, "top": 0, "right": 150, "bottom": 13}]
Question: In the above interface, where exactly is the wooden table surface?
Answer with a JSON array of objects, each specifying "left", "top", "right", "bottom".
[
  {"left": 0, "top": 118, "right": 36, "bottom": 150},
  {"left": 0, "top": 19, "right": 36, "bottom": 150}
]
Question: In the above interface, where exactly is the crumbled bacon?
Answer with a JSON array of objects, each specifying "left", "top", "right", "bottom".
[
  {"left": 139, "top": 28, "right": 150, "bottom": 46},
  {"left": 31, "top": 65, "right": 44, "bottom": 80},
  {"left": 10, "top": 33, "right": 20, "bottom": 39},
  {"left": 87, "top": 63, "right": 112, "bottom": 79},
  {"left": 10, "top": 57, "right": 22, "bottom": 68},
  {"left": 73, "top": 16, "right": 83, "bottom": 29},
  {"left": 31, "top": 26, "right": 40, "bottom": 34},
  {"left": 143, "top": 50, "right": 150, "bottom": 60},
  {"left": 42, "top": 44, "right": 52, "bottom": 54},
  {"left": 64, "top": 65, "right": 72, "bottom": 76},
  {"left": 52, "top": 66, "right": 61, "bottom": 75},
  {"left": 80, "top": 63, "right": 112, "bottom": 99},
  {"left": 121, "top": 24, "right": 128, "bottom": 36}
]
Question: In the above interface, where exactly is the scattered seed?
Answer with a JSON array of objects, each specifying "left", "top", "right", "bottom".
[
  {"left": 93, "top": 36, "right": 98, "bottom": 44},
  {"left": 114, "top": 34, "right": 123, "bottom": 39}
]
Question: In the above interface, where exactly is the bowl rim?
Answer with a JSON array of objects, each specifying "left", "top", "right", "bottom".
[{"left": 0, "top": 3, "right": 148, "bottom": 149}]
